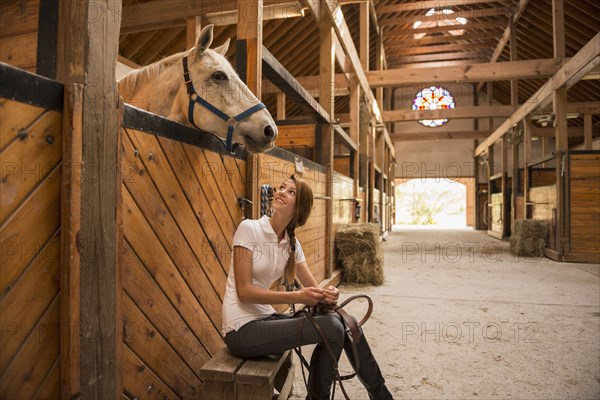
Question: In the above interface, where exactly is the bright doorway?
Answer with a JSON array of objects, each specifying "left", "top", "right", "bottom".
[{"left": 394, "top": 178, "right": 472, "bottom": 229}]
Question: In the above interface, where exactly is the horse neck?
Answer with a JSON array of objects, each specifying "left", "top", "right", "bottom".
[{"left": 121, "top": 52, "right": 188, "bottom": 118}]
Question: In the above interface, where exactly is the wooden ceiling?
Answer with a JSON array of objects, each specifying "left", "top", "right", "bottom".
[{"left": 118, "top": 0, "right": 600, "bottom": 142}]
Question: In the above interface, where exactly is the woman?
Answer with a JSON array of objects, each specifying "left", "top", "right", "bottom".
[{"left": 222, "top": 175, "right": 393, "bottom": 400}]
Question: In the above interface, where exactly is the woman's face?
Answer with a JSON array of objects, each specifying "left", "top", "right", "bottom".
[{"left": 272, "top": 179, "right": 297, "bottom": 215}]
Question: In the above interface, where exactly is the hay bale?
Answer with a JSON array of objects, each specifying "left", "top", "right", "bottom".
[
  {"left": 335, "top": 223, "right": 384, "bottom": 285},
  {"left": 510, "top": 219, "right": 548, "bottom": 257}
]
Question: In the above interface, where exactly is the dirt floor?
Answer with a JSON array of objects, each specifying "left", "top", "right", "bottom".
[{"left": 290, "top": 228, "right": 600, "bottom": 399}]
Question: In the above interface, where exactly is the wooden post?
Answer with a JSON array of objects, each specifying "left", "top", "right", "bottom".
[
  {"left": 553, "top": 0, "right": 568, "bottom": 255},
  {"left": 56, "top": 1, "right": 123, "bottom": 398},
  {"left": 276, "top": 93, "right": 286, "bottom": 120},
  {"left": 186, "top": 16, "right": 202, "bottom": 50},
  {"left": 369, "top": 126, "right": 376, "bottom": 222},
  {"left": 349, "top": 75, "right": 360, "bottom": 198},
  {"left": 523, "top": 117, "right": 533, "bottom": 218},
  {"left": 501, "top": 136, "right": 510, "bottom": 238},
  {"left": 487, "top": 145, "right": 494, "bottom": 233},
  {"left": 319, "top": 6, "right": 335, "bottom": 277},
  {"left": 237, "top": 0, "right": 263, "bottom": 219},
  {"left": 510, "top": 15, "right": 519, "bottom": 228},
  {"left": 359, "top": 2, "right": 369, "bottom": 72},
  {"left": 583, "top": 113, "right": 593, "bottom": 150}
]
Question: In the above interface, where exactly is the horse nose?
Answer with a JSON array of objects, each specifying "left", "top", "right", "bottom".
[{"left": 264, "top": 125, "right": 275, "bottom": 138}]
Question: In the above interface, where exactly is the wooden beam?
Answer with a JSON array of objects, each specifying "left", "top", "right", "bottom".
[
  {"left": 320, "top": 1, "right": 394, "bottom": 158},
  {"left": 380, "top": 8, "right": 511, "bottom": 27},
  {"left": 56, "top": 0, "right": 122, "bottom": 398},
  {"left": 583, "top": 114, "right": 593, "bottom": 150},
  {"left": 366, "top": 58, "right": 564, "bottom": 87},
  {"left": 359, "top": 2, "right": 369, "bottom": 72},
  {"left": 476, "top": 0, "right": 529, "bottom": 93},
  {"left": 121, "top": 1, "right": 301, "bottom": 33},
  {"left": 299, "top": 0, "right": 319, "bottom": 23},
  {"left": 387, "top": 42, "right": 496, "bottom": 57},
  {"left": 391, "top": 131, "right": 491, "bottom": 141},
  {"left": 384, "top": 20, "right": 506, "bottom": 37},
  {"left": 205, "top": 1, "right": 305, "bottom": 26},
  {"left": 262, "top": 47, "right": 329, "bottom": 123},
  {"left": 474, "top": 33, "right": 600, "bottom": 156},
  {"left": 385, "top": 105, "right": 515, "bottom": 122},
  {"left": 386, "top": 30, "right": 502, "bottom": 46},
  {"left": 378, "top": 0, "right": 510, "bottom": 14},
  {"left": 319, "top": 5, "right": 335, "bottom": 278},
  {"left": 238, "top": 0, "right": 263, "bottom": 219},
  {"left": 186, "top": 16, "right": 202, "bottom": 50},
  {"left": 276, "top": 93, "right": 286, "bottom": 120},
  {"left": 391, "top": 51, "right": 490, "bottom": 64},
  {"left": 349, "top": 73, "right": 360, "bottom": 196}
]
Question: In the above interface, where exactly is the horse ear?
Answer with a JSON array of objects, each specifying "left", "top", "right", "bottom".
[
  {"left": 213, "top": 38, "right": 230, "bottom": 56},
  {"left": 196, "top": 24, "right": 214, "bottom": 55}
]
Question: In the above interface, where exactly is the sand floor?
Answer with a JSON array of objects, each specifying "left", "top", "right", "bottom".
[{"left": 289, "top": 228, "right": 600, "bottom": 399}]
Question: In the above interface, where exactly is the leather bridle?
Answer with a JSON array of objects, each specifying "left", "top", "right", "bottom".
[{"left": 182, "top": 56, "right": 267, "bottom": 153}]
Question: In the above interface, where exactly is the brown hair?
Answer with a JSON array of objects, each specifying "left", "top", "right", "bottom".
[{"left": 283, "top": 175, "right": 313, "bottom": 285}]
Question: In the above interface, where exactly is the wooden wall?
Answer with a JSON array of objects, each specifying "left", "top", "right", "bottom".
[
  {"left": 568, "top": 152, "right": 600, "bottom": 258},
  {"left": 259, "top": 149, "right": 328, "bottom": 283},
  {"left": 0, "top": 98, "right": 62, "bottom": 397},
  {"left": 0, "top": 0, "right": 39, "bottom": 72},
  {"left": 119, "top": 113, "right": 246, "bottom": 398}
]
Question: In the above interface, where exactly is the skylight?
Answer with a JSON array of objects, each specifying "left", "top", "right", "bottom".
[{"left": 413, "top": 8, "right": 468, "bottom": 39}]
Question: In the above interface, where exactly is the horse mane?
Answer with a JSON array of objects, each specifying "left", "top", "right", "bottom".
[{"left": 119, "top": 49, "right": 192, "bottom": 97}]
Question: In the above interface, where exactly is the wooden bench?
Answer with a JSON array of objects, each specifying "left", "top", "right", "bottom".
[{"left": 199, "top": 347, "right": 294, "bottom": 399}]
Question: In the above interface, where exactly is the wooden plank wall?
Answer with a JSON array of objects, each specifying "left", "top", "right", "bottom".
[
  {"left": 259, "top": 151, "right": 327, "bottom": 283},
  {"left": 0, "top": 98, "right": 62, "bottom": 398},
  {"left": 0, "top": 0, "right": 39, "bottom": 72},
  {"left": 568, "top": 153, "right": 600, "bottom": 256},
  {"left": 120, "top": 125, "right": 246, "bottom": 398},
  {"left": 530, "top": 169, "right": 556, "bottom": 187},
  {"left": 275, "top": 124, "right": 315, "bottom": 161}
]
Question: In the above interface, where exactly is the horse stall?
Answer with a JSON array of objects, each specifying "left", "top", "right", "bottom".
[
  {"left": 488, "top": 174, "right": 511, "bottom": 239},
  {"left": 556, "top": 151, "right": 600, "bottom": 263},
  {"left": 119, "top": 105, "right": 247, "bottom": 397},
  {"left": 1, "top": 65, "right": 63, "bottom": 399},
  {"left": 526, "top": 155, "right": 558, "bottom": 253}
]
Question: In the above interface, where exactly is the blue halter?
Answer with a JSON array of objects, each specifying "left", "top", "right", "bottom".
[{"left": 182, "top": 56, "right": 267, "bottom": 153}]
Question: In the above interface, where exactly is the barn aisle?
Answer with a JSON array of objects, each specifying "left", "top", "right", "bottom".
[{"left": 291, "top": 229, "right": 600, "bottom": 399}]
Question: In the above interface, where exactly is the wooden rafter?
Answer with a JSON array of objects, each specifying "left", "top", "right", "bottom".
[
  {"left": 391, "top": 131, "right": 491, "bottom": 141},
  {"left": 390, "top": 50, "right": 490, "bottom": 64},
  {"left": 137, "top": 27, "right": 183, "bottom": 65},
  {"left": 383, "top": 20, "right": 506, "bottom": 36},
  {"left": 387, "top": 42, "right": 496, "bottom": 57},
  {"left": 378, "top": 0, "right": 511, "bottom": 15},
  {"left": 476, "top": 0, "right": 530, "bottom": 93},
  {"left": 380, "top": 8, "right": 512, "bottom": 27},
  {"left": 474, "top": 33, "right": 600, "bottom": 156},
  {"left": 385, "top": 30, "right": 503, "bottom": 46}
]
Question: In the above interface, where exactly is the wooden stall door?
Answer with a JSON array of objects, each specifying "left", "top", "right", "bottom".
[
  {"left": 1, "top": 91, "right": 63, "bottom": 398},
  {"left": 120, "top": 108, "right": 247, "bottom": 398},
  {"left": 568, "top": 152, "right": 600, "bottom": 260}
]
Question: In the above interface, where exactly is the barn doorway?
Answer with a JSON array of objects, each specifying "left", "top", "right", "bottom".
[{"left": 394, "top": 178, "right": 474, "bottom": 229}]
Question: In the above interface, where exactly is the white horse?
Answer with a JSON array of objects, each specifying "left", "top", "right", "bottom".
[{"left": 118, "top": 25, "right": 277, "bottom": 153}]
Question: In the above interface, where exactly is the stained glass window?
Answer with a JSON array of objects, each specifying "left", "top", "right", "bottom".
[{"left": 412, "top": 86, "right": 455, "bottom": 128}]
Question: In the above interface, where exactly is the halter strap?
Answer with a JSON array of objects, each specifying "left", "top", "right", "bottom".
[{"left": 182, "top": 56, "right": 267, "bottom": 153}]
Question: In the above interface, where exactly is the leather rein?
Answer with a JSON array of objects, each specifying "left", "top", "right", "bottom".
[
  {"left": 293, "top": 294, "right": 374, "bottom": 400},
  {"left": 182, "top": 56, "right": 266, "bottom": 154}
]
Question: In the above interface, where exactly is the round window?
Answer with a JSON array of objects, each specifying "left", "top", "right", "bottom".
[{"left": 412, "top": 86, "right": 455, "bottom": 127}]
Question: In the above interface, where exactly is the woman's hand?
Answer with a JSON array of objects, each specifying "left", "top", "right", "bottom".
[
  {"left": 322, "top": 285, "right": 339, "bottom": 305},
  {"left": 299, "top": 287, "right": 328, "bottom": 305}
]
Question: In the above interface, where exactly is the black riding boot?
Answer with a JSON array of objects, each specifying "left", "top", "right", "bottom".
[{"left": 344, "top": 331, "right": 394, "bottom": 400}]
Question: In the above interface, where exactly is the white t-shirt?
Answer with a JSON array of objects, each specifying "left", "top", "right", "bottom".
[{"left": 222, "top": 215, "right": 306, "bottom": 334}]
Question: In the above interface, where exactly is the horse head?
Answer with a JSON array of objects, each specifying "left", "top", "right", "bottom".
[{"left": 180, "top": 25, "right": 278, "bottom": 153}]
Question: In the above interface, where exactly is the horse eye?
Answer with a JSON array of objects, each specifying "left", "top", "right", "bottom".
[{"left": 211, "top": 71, "right": 228, "bottom": 81}]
